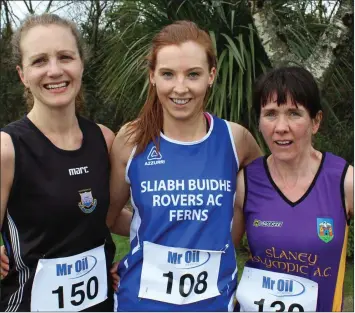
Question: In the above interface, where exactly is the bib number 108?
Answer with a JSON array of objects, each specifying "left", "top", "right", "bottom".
[
  {"left": 52, "top": 276, "right": 99, "bottom": 308},
  {"left": 163, "top": 271, "right": 208, "bottom": 297}
]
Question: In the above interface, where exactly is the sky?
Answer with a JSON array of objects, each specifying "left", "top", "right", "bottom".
[
  {"left": 4, "top": 1, "right": 74, "bottom": 27},
  {"left": 11, "top": 1, "right": 48, "bottom": 16}
]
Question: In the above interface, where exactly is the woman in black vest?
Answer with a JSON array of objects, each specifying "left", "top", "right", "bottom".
[{"left": 0, "top": 13, "right": 125, "bottom": 311}]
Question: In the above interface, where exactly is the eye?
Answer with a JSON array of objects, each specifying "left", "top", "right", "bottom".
[
  {"left": 32, "top": 57, "right": 46, "bottom": 65},
  {"left": 60, "top": 55, "right": 73, "bottom": 60},
  {"left": 289, "top": 111, "right": 301, "bottom": 117},
  {"left": 188, "top": 72, "right": 200, "bottom": 79},
  {"left": 264, "top": 111, "right": 276, "bottom": 117},
  {"left": 162, "top": 72, "right": 173, "bottom": 79}
]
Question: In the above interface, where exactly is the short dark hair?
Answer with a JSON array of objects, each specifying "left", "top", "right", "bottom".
[{"left": 252, "top": 66, "right": 321, "bottom": 119}]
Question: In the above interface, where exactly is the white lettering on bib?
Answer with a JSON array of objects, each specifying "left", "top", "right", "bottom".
[
  {"left": 237, "top": 267, "right": 318, "bottom": 311},
  {"left": 138, "top": 241, "right": 222, "bottom": 305},
  {"left": 31, "top": 244, "right": 107, "bottom": 311}
]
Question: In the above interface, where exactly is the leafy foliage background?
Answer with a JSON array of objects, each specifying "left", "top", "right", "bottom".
[{"left": 0, "top": 0, "right": 353, "bottom": 257}]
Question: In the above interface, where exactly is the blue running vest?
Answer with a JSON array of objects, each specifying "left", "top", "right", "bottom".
[{"left": 116, "top": 114, "right": 239, "bottom": 311}]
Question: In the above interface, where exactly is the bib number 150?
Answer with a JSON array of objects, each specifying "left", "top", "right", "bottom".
[
  {"left": 52, "top": 276, "right": 99, "bottom": 308},
  {"left": 163, "top": 271, "right": 208, "bottom": 297}
]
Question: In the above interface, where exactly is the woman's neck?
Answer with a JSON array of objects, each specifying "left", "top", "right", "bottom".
[
  {"left": 268, "top": 147, "right": 322, "bottom": 189},
  {"left": 27, "top": 103, "right": 78, "bottom": 136},
  {"left": 162, "top": 111, "right": 207, "bottom": 142}
]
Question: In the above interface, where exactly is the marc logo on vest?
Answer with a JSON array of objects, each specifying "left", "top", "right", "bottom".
[
  {"left": 78, "top": 189, "right": 97, "bottom": 213},
  {"left": 69, "top": 166, "right": 89, "bottom": 176},
  {"left": 145, "top": 146, "right": 165, "bottom": 166}
]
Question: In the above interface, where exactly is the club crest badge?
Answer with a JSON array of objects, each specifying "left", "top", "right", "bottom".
[
  {"left": 78, "top": 189, "right": 97, "bottom": 213},
  {"left": 317, "top": 218, "right": 334, "bottom": 243}
]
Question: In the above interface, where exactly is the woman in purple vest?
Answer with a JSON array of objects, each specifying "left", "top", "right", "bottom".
[{"left": 234, "top": 66, "right": 353, "bottom": 312}]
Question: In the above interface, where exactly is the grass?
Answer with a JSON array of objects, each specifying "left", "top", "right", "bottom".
[
  {"left": 111, "top": 235, "right": 354, "bottom": 311},
  {"left": 344, "top": 260, "right": 354, "bottom": 312},
  {"left": 112, "top": 234, "right": 130, "bottom": 261}
]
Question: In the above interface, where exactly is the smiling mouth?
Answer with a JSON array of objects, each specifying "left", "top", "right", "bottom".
[
  {"left": 170, "top": 98, "right": 191, "bottom": 105},
  {"left": 274, "top": 140, "right": 293, "bottom": 146},
  {"left": 43, "top": 82, "right": 70, "bottom": 90}
]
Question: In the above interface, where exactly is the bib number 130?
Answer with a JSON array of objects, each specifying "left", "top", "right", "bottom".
[
  {"left": 52, "top": 276, "right": 99, "bottom": 308},
  {"left": 254, "top": 299, "right": 304, "bottom": 312},
  {"left": 163, "top": 271, "right": 208, "bottom": 297}
]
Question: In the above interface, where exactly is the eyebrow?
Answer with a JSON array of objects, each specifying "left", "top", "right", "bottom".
[
  {"left": 29, "top": 53, "right": 45, "bottom": 61},
  {"left": 288, "top": 107, "right": 302, "bottom": 111},
  {"left": 29, "top": 50, "right": 76, "bottom": 61},
  {"left": 261, "top": 108, "right": 276, "bottom": 112},
  {"left": 158, "top": 67, "right": 204, "bottom": 72},
  {"left": 261, "top": 107, "right": 304, "bottom": 113}
]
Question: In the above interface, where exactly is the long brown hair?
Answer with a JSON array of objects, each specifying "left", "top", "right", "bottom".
[
  {"left": 126, "top": 20, "right": 217, "bottom": 155},
  {"left": 11, "top": 13, "right": 88, "bottom": 111}
]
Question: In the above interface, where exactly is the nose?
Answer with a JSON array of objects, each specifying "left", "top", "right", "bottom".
[
  {"left": 47, "top": 59, "right": 63, "bottom": 77},
  {"left": 275, "top": 115, "right": 289, "bottom": 134},
  {"left": 173, "top": 77, "right": 188, "bottom": 94}
]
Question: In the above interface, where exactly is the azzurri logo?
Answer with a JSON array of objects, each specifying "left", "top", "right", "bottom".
[{"left": 145, "top": 146, "right": 166, "bottom": 166}]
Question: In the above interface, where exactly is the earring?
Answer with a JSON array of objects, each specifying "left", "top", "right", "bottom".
[
  {"left": 209, "top": 84, "right": 213, "bottom": 88},
  {"left": 152, "top": 83, "right": 156, "bottom": 87}
]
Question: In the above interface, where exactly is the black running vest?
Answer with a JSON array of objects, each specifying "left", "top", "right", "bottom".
[{"left": 1, "top": 115, "right": 115, "bottom": 311}]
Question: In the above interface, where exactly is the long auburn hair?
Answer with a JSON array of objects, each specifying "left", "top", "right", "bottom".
[{"left": 126, "top": 20, "right": 217, "bottom": 155}]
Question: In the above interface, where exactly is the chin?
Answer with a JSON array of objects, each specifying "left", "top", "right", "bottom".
[
  {"left": 271, "top": 151, "right": 298, "bottom": 162},
  {"left": 173, "top": 111, "right": 193, "bottom": 120},
  {"left": 174, "top": 106, "right": 203, "bottom": 119},
  {"left": 164, "top": 107, "right": 190, "bottom": 120},
  {"left": 43, "top": 96, "right": 76, "bottom": 108},
  {"left": 46, "top": 100, "right": 74, "bottom": 109}
]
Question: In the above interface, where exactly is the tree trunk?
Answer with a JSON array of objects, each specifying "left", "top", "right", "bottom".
[
  {"left": 251, "top": 1, "right": 353, "bottom": 85},
  {"left": 251, "top": 1, "right": 299, "bottom": 65},
  {"left": 304, "top": 2, "right": 353, "bottom": 84}
]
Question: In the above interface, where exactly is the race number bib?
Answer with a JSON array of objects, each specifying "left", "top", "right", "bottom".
[
  {"left": 237, "top": 267, "right": 318, "bottom": 312},
  {"left": 31, "top": 244, "right": 107, "bottom": 311},
  {"left": 138, "top": 241, "right": 222, "bottom": 305}
]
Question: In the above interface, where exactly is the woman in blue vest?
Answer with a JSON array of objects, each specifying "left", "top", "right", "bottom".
[
  {"left": 235, "top": 67, "right": 353, "bottom": 312},
  {"left": 106, "top": 20, "right": 262, "bottom": 311}
]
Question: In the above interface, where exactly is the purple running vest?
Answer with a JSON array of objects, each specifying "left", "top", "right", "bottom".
[{"left": 242, "top": 152, "right": 349, "bottom": 312}]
